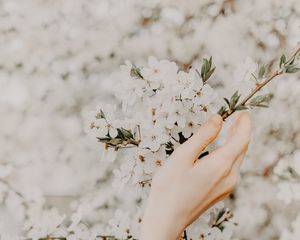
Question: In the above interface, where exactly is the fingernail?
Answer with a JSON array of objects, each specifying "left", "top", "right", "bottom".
[{"left": 210, "top": 114, "right": 223, "bottom": 126}]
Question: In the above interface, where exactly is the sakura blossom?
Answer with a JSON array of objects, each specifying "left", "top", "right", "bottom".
[{"left": 0, "top": 0, "right": 300, "bottom": 240}]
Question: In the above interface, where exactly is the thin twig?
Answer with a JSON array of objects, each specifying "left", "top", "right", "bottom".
[{"left": 221, "top": 47, "right": 300, "bottom": 120}]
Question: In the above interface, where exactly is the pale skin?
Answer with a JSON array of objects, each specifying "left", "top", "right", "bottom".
[{"left": 140, "top": 111, "right": 251, "bottom": 240}]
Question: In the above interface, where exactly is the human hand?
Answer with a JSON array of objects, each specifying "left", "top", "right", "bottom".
[{"left": 140, "top": 112, "right": 251, "bottom": 240}]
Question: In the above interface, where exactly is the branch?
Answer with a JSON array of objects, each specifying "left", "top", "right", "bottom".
[{"left": 221, "top": 47, "right": 300, "bottom": 120}]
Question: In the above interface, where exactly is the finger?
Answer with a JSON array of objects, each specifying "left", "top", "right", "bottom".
[
  {"left": 175, "top": 114, "right": 223, "bottom": 165},
  {"left": 212, "top": 111, "right": 251, "bottom": 163},
  {"left": 225, "top": 112, "right": 249, "bottom": 172},
  {"left": 187, "top": 190, "right": 231, "bottom": 227},
  {"left": 191, "top": 112, "right": 251, "bottom": 179},
  {"left": 227, "top": 112, "right": 241, "bottom": 138},
  {"left": 197, "top": 152, "right": 247, "bottom": 215},
  {"left": 231, "top": 146, "right": 247, "bottom": 175}
]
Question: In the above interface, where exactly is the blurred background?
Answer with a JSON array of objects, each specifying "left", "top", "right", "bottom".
[{"left": 0, "top": 0, "right": 299, "bottom": 239}]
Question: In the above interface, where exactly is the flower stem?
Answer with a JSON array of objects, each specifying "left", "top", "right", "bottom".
[{"left": 221, "top": 47, "right": 300, "bottom": 120}]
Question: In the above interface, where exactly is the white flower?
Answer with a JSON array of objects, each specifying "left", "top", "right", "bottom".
[
  {"left": 25, "top": 208, "right": 66, "bottom": 240},
  {"left": 108, "top": 210, "right": 131, "bottom": 239},
  {"left": 139, "top": 124, "right": 170, "bottom": 152},
  {"left": 163, "top": 101, "right": 187, "bottom": 129},
  {"left": 193, "top": 84, "right": 217, "bottom": 107},
  {"left": 120, "top": 61, "right": 145, "bottom": 108},
  {"left": 178, "top": 69, "right": 203, "bottom": 99},
  {"left": 93, "top": 105, "right": 120, "bottom": 138},
  {"left": 178, "top": 69, "right": 199, "bottom": 98},
  {"left": 68, "top": 206, "right": 83, "bottom": 231},
  {"left": 181, "top": 120, "right": 197, "bottom": 138},
  {"left": 141, "top": 56, "right": 178, "bottom": 89}
]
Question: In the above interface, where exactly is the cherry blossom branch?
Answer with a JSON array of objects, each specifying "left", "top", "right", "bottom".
[{"left": 220, "top": 47, "right": 300, "bottom": 120}]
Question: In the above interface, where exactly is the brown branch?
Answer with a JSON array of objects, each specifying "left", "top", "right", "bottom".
[{"left": 221, "top": 47, "right": 300, "bottom": 120}]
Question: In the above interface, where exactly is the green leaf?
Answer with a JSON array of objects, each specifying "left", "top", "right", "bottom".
[
  {"left": 208, "top": 56, "right": 212, "bottom": 67},
  {"left": 258, "top": 65, "right": 266, "bottom": 79},
  {"left": 249, "top": 93, "right": 273, "bottom": 108},
  {"left": 119, "top": 128, "right": 134, "bottom": 139},
  {"left": 229, "top": 91, "right": 240, "bottom": 109},
  {"left": 96, "top": 109, "right": 106, "bottom": 119},
  {"left": 217, "top": 105, "right": 227, "bottom": 116},
  {"left": 116, "top": 128, "right": 125, "bottom": 140},
  {"left": 201, "top": 59, "right": 209, "bottom": 78},
  {"left": 203, "top": 67, "right": 216, "bottom": 82},
  {"left": 223, "top": 98, "right": 230, "bottom": 108},
  {"left": 130, "top": 64, "right": 144, "bottom": 79},
  {"left": 235, "top": 105, "right": 248, "bottom": 111},
  {"left": 279, "top": 54, "right": 286, "bottom": 68},
  {"left": 97, "top": 137, "right": 111, "bottom": 143},
  {"left": 287, "top": 166, "right": 300, "bottom": 179},
  {"left": 285, "top": 65, "right": 300, "bottom": 73},
  {"left": 200, "top": 57, "right": 215, "bottom": 82}
]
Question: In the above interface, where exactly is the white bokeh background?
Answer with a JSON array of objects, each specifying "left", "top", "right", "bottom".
[{"left": 0, "top": 0, "right": 300, "bottom": 239}]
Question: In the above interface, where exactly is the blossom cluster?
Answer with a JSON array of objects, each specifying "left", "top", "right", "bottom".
[
  {"left": 100, "top": 58, "right": 217, "bottom": 184},
  {"left": 89, "top": 56, "right": 233, "bottom": 239},
  {"left": 0, "top": 0, "right": 299, "bottom": 240}
]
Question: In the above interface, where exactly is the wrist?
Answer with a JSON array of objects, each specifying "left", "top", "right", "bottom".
[{"left": 140, "top": 202, "right": 184, "bottom": 240}]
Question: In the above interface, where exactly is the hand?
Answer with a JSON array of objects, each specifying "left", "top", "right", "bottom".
[{"left": 140, "top": 112, "right": 251, "bottom": 240}]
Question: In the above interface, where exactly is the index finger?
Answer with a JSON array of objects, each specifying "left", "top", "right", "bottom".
[{"left": 211, "top": 111, "right": 251, "bottom": 162}]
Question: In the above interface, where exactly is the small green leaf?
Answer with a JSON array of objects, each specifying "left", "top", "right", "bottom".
[
  {"left": 279, "top": 54, "right": 286, "bottom": 68},
  {"left": 130, "top": 64, "right": 144, "bottom": 79},
  {"left": 217, "top": 105, "right": 227, "bottom": 116},
  {"left": 223, "top": 98, "right": 230, "bottom": 108},
  {"left": 287, "top": 166, "right": 300, "bottom": 179},
  {"left": 117, "top": 128, "right": 125, "bottom": 140},
  {"left": 97, "top": 137, "right": 111, "bottom": 143},
  {"left": 235, "top": 105, "right": 248, "bottom": 111},
  {"left": 208, "top": 56, "right": 212, "bottom": 67},
  {"left": 229, "top": 91, "right": 240, "bottom": 109},
  {"left": 258, "top": 65, "right": 266, "bottom": 79},
  {"left": 119, "top": 128, "right": 134, "bottom": 139},
  {"left": 200, "top": 57, "right": 215, "bottom": 82},
  {"left": 96, "top": 109, "right": 106, "bottom": 119},
  {"left": 249, "top": 93, "right": 273, "bottom": 108},
  {"left": 285, "top": 65, "right": 300, "bottom": 73},
  {"left": 201, "top": 59, "right": 209, "bottom": 78},
  {"left": 203, "top": 67, "right": 216, "bottom": 82}
]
